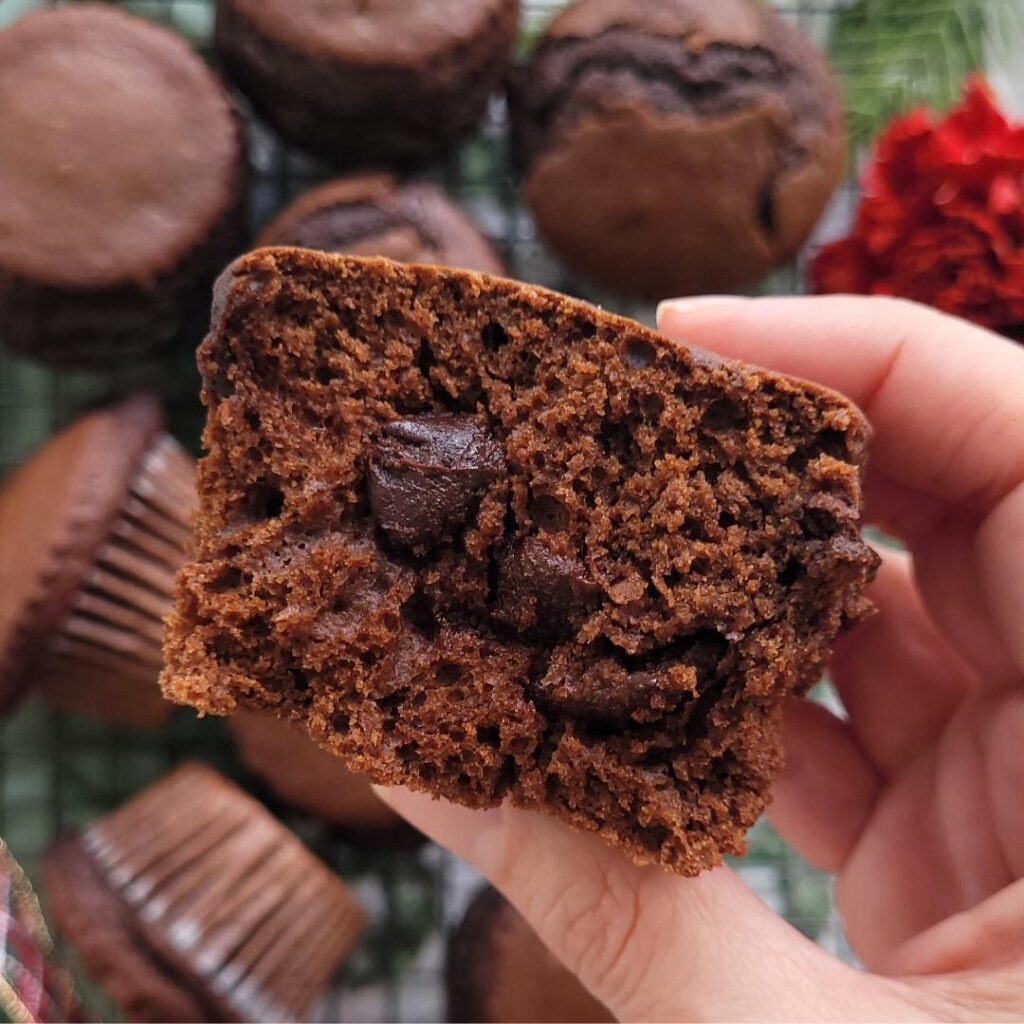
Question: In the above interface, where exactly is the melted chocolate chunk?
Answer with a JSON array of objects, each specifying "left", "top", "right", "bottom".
[
  {"left": 367, "top": 415, "right": 506, "bottom": 548},
  {"left": 495, "top": 536, "right": 602, "bottom": 635},
  {"left": 535, "top": 646, "right": 698, "bottom": 725}
]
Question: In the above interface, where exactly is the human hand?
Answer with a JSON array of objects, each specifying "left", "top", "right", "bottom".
[{"left": 376, "top": 296, "right": 1024, "bottom": 1022}]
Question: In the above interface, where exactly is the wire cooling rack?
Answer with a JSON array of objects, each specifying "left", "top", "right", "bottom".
[{"left": 4, "top": 0, "right": 1017, "bottom": 1019}]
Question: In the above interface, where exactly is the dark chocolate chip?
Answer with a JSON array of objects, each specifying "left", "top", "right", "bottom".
[
  {"left": 533, "top": 646, "right": 696, "bottom": 725},
  {"left": 367, "top": 414, "right": 506, "bottom": 547},
  {"left": 494, "top": 536, "right": 602, "bottom": 635}
]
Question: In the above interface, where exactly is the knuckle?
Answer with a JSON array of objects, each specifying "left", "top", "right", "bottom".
[
  {"left": 564, "top": 869, "right": 639, "bottom": 974},
  {"left": 538, "top": 859, "right": 658, "bottom": 1010},
  {"left": 482, "top": 815, "right": 674, "bottom": 1018}
]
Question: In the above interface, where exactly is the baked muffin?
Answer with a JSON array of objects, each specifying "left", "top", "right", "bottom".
[
  {"left": 257, "top": 175, "right": 505, "bottom": 275},
  {"left": 0, "top": 396, "right": 194, "bottom": 727},
  {"left": 0, "top": 5, "right": 245, "bottom": 367},
  {"left": 448, "top": 886, "right": 613, "bottom": 1023},
  {"left": 161, "top": 249, "right": 878, "bottom": 877},
  {"left": 43, "top": 763, "right": 365, "bottom": 1023},
  {"left": 215, "top": 0, "right": 520, "bottom": 169},
  {"left": 230, "top": 710, "right": 421, "bottom": 844},
  {"left": 510, "top": 0, "right": 845, "bottom": 299}
]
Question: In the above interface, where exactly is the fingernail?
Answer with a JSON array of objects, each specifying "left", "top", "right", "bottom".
[
  {"left": 370, "top": 783, "right": 393, "bottom": 804},
  {"left": 657, "top": 296, "right": 747, "bottom": 322}
]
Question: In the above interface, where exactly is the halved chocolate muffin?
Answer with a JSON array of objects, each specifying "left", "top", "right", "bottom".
[{"left": 162, "top": 249, "right": 877, "bottom": 876}]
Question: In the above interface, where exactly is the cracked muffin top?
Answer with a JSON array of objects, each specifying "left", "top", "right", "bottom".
[{"left": 510, "top": 0, "right": 844, "bottom": 299}]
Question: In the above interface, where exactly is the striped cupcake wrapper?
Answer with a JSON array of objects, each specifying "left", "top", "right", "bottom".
[{"left": 36, "top": 434, "right": 195, "bottom": 727}]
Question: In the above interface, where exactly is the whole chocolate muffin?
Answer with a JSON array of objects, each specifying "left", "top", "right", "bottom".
[
  {"left": 216, "top": 0, "right": 520, "bottom": 169},
  {"left": 44, "top": 763, "right": 366, "bottom": 1024},
  {"left": 230, "top": 710, "right": 422, "bottom": 845},
  {"left": 162, "top": 249, "right": 878, "bottom": 877},
  {"left": 0, "top": 5, "right": 245, "bottom": 367},
  {"left": 511, "top": 0, "right": 845, "bottom": 299},
  {"left": 0, "top": 395, "right": 195, "bottom": 727},
  {"left": 257, "top": 175, "right": 505, "bottom": 275},
  {"left": 448, "top": 886, "right": 614, "bottom": 1023}
]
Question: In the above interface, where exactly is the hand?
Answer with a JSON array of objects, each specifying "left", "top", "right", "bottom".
[{"left": 376, "top": 296, "right": 1024, "bottom": 1022}]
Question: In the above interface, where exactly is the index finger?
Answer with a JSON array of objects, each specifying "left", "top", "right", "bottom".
[{"left": 657, "top": 295, "right": 1024, "bottom": 514}]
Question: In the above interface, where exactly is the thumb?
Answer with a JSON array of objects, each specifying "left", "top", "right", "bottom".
[{"left": 374, "top": 787, "right": 919, "bottom": 1022}]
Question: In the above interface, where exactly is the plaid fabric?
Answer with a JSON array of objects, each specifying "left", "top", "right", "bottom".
[{"left": 0, "top": 843, "right": 76, "bottom": 1024}]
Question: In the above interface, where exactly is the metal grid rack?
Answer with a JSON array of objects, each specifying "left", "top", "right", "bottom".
[{"left": 1, "top": 0, "right": 997, "bottom": 1018}]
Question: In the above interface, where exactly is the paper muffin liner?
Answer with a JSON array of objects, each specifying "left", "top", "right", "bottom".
[
  {"left": 82, "top": 764, "right": 365, "bottom": 1022},
  {"left": 36, "top": 433, "right": 195, "bottom": 727}
]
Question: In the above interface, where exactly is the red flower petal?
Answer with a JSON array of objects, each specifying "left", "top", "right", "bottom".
[
  {"left": 989, "top": 174, "right": 1024, "bottom": 215},
  {"left": 811, "top": 238, "right": 874, "bottom": 295},
  {"left": 810, "top": 76, "right": 1024, "bottom": 339}
]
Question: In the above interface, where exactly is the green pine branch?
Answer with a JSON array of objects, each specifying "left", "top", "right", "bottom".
[{"left": 830, "top": 0, "right": 990, "bottom": 151}]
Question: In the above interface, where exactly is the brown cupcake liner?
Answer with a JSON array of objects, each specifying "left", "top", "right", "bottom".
[
  {"left": 81, "top": 764, "right": 365, "bottom": 1022},
  {"left": 36, "top": 434, "right": 195, "bottom": 727}
]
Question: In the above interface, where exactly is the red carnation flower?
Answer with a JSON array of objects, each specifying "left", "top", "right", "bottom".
[{"left": 812, "top": 77, "right": 1024, "bottom": 338}]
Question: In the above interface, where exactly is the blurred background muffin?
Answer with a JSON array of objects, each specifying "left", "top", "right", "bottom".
[
  {"left": 511, "top": 0, "right": 845, "bottom": 300},
  {"left": 0, "top": 395, "right": 193, "bottom": 727},
  {"left": 447, "top": 886, "right": 614, "bottom": 1023},
  {"left": 230, "top": 710, "right": 423, "bottom": 846},
  {"left": 257, "top": 175, "right": 505, "bottom": 275},
  {"left": 216, "top": 0, "right": 521, "bottom": 170},
  {"left": 44, "top": 763, "right": 366, "bottom": 1023},
  {"left": 0, "top": 4, "right": 246, "bottom": 367}
]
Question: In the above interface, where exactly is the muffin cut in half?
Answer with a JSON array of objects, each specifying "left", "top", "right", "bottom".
[{"left": 162, "top": 249, "right": 877, "bottom": 876}]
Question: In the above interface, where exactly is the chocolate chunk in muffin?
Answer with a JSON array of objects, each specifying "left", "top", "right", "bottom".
[
  {"left": 494, "top": 536, "right": 604, "bottom": 635},
  {"left": 216, "top": 0, "right": 520, "bottom": 169},
  {"left": 256, "top": 175, "right": 505, "bottom": 275},
  {"left": 0, "top": 5, "right": 245, "bottom": 367},
  {"left": 368, "top": 415, "right": 507, "bottom": 549},
  {"left": 161, "top": 248, "right": 878, "bottom": 877},
  {"left": 510, "top": 0, "right": 845, "bottom": 299}
]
